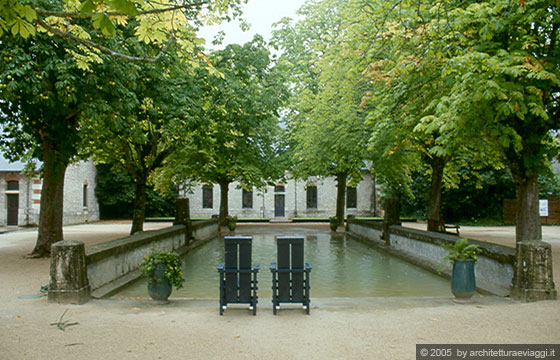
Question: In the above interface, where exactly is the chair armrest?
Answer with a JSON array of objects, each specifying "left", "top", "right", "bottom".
[
  {"left": 305, "top": 262, "right": 312, "bottom": 271},
  {"left": 217, "top": 262, "right": 225, "bottom": 271},
  {"left": 270, "top": 262, "right": 277, "bottom": 271}
]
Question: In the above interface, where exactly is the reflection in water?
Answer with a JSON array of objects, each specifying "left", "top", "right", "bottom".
[{"left": 115, "top": 231, "right": 450, "bottom": 299}]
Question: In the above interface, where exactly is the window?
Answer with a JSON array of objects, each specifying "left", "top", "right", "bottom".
[
  {"left": 306, "top": 185, "right": 317, "bottom": 209},
  {"left": 83, "top": 184, "right": 88, "bottom": 208},
  {"left": 346, "top": 186, "right": 357, "bottom": 209},
  {"left": 274, "top": 185, "right": 285, "bottom": 193},
  {"left": 242, "top": 189, "right": 253, "bottom": 209},
  {"left": 202, "top": 185, "right": 213, "bottom": 209},
  {"left": 7, "top": 180, "right": 19, "bottom": 191}
]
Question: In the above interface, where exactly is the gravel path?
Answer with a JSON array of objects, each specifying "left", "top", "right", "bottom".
[{"left": 1, "top": 222, "right": 558, "bottom": 359}]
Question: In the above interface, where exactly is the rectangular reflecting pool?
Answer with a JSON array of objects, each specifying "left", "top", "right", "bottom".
[{"left": 113, "top": 228, "right": 451, "bottom": 299}]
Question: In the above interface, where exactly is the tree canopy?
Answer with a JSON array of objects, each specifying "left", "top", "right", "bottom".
[
  {"left": 2, "top": 0, "right": 247, "bottom": 65},
  {"left": 154, "top": 36, "right": 287, "bottom": 222},
  {"left": 0, "top": 28, "right": 99, "bottom": 256},
  {"left": 272, "top": 0, "right": 370, "bottom": 224},
  {"left": 81, "top": 35, "right": 193, "bottom": 234}
]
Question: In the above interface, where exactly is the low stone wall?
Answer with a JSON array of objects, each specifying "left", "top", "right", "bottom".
[
  {"left": 346, "top": 219, "right": 384, "bottom": 243},
  {"left": 49, "top": 219, "right": 220, "bottom": 303},
  {"left": 347, "top": 219, "right": 516, "bottom": 296},
  {"left": 86, "top": 225, "right": 188, "bottom": 298},
  {"left": 191, "top": 220, "right": 220, "bottom": 245}
]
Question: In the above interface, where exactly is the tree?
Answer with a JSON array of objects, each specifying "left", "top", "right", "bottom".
[
  {"left": 0, "top": 31, "right": 93, "bottom": 256},
  {"left": 351, "top": 0, "right": 558, "bottom": 300},
  {"left": 155, "top": 36, "right": 286, "bottom": 223},
  {"left": 1, "top": 0, "right": 245, "bottom": 255},
  {"left": 287, "top": 45, "right": 369, "bottom": 224},
  {"left": 440, "top": 0, "right": 559, "bottom": 244},
  {"left": 273, "top": 0, "right": 369, "bottom": 225},
  {"left": 81, "top": 38, "right": 192, "bottom": 234},
  {"left": 95, "top": 164, "right": 174, "bottom": 220},
  {"left": 349, "top": 0, "right": 504, "bottom": 231}
]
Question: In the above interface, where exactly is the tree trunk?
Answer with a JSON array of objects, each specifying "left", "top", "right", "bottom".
[
  {"left": 514, "top": 174, "right": 542, "bottom": 243},
  {"left": 370, "top": 174, "right": 378, "bottom": 216},
  {"left": 219, "top": 180, "right": 229, "bottom": 224},
  {"left": 130, "top": 178, "right": 147, "bottom": 235},
  {"left": 509, "top": 158, "right": 555, "bottom": 302},
  {"left": 31, "top": 140, "right": 68, "bottom": 257},
  {"left": 426, "top": 157, "right": 446, "bottom": 232},
  {"left": 335, "top": 173, "right": 347, "bottom": 226},
  {"left": 426, "top": 156, "right": 446, "bottom": 232}
]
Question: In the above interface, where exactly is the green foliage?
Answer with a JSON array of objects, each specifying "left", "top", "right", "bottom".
[
  {"left": 0, "top": 27, "right": 88, "bottom": 163},
  {"left": 0, "top": 17, "right": 99, "bottom": 254},
  {"left": 155, "top": 36, "right": 287, "bottom": 196},
  {"left": 441, "top": 168, "right": 516, "bottom": 223},
  {"left": 329, "top": 216, "right": 338, "bottom": 231},
  {"left": 2, "top": 0, "right": 248, "bottom": 67},
  {"left": 273, "top": 0, "right": 369, "bottom": 184},
  {"left": 81, "top": 32, "right": 194, "bottom": 232},
  {"left": 539, "top": 167, "right": 560, "bottom": 199},
  {"left": 337, "top": 0, "right": 559, "bottom": 240},
  {"left": 139, "top": 249, "right": 184, "bottom": 289},
  {"left": 225, "top": 215, "right": 237, "bottom": 231},
  {"left": 442, "top": 238, "right": 482, "bottom": 265},
  {"left": 400, "top": 166, "right": 517, "bottom": 222},
  {"left": 95, "top": 164, "right": 174, "bottom": 219}
]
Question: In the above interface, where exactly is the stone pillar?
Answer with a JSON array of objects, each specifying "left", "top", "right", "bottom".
[
  {"left": 174, "top": 198, "right": 193, "bottom": 244},
  {"left": 382, "top": 197, "right": 401, "bottom": 246},
  {"left": 48, "top": 241, "right": 90, "bottom": 304},
  {"left": 174, "top": 198, "right": 190, "bottom": 225},
  {"left": 511, "top": 241, "right": 557, "bottom": 302}
]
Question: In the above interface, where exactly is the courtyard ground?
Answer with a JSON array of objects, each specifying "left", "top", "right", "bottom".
[{"left": 0, "top": 221, "right": 559, "bottom": 359}]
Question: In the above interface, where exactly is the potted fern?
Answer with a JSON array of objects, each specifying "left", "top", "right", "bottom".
[
  {"left": 226, "top": 215, "right": 238, "bottom": 231},
  {"left": 139, "top": 249, "right": 185, "bottom": 304},
  {"left": 329, "top": 216, "right": 338, "bottom": 231},
  {"left": 442, "top": 238, "right": 481, "bottom": 301}
]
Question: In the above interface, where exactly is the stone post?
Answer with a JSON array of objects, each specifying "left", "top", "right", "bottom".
[
  {"left": 48, "top": 241, "right": 90, "bottom": 304},
  {"left": 174, "top": 198, "right": 190, "bottom": 225},
  {"left": 511, "top": 241, "right": 557, "bottom": 302},
  {"left": 382, "top": 197, "right": 401, "bottom": 246},
  {"left": 174, "top": 198, "right": 192, "bottom": 244}
]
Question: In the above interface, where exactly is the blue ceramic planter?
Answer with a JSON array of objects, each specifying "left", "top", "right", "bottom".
[
  {"left": 147, "top": 263, "right": 172, "bottom": 304},
  {"left": 451, "top": 259, "right": 476, "bottom": 299}
]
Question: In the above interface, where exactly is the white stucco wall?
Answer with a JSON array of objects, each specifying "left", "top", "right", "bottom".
[
  {"left": 186, "top": 174, "right": 379, "bottom": 219},
  {"left": 0, "top": 160, "right": 99, "bottom": 227},
  {"left": 62, "top": 160, "right": 100, "bottom": 225},
  {"left": 0, "top": 175, "right": 37, "bottom": 227}
]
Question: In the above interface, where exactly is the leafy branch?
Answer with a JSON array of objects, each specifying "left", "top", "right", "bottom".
[{"left": 36, "top": 16, "right": 175, "bottom": 63}]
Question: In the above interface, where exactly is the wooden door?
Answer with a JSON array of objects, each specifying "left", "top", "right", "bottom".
[
  {"left": 274, "top": 194, "right": 285, "bottom": 217},
  {"left": 7, "top": 194, "right": 18, "bottom": 226}
]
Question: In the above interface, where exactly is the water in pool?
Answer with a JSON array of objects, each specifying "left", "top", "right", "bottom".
[{"left": 114, "top": 229, "right": 451, "bottom": 299}]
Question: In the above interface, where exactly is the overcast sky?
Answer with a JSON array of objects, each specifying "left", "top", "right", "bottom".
[{"left": 198, "top": 0, "right": 307, "bottom": 48}]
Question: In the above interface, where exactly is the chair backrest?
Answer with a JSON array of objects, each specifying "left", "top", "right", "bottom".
[
  {"left": 276, "top": 236, "right": 305, "bottom": 302},
  {"left": 224, "top": 236, "right": 252, "bottom": 302}
]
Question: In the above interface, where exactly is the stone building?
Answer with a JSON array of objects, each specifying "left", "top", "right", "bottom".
[
  {"left": 0, "top": 156, "right": 99, "bottom": 227},
  {"left": 186, "top": 174, "right": 380, "bottom": 219}
]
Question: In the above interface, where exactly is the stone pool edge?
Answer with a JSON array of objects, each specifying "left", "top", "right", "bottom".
[
  {"left": 346, "top": 218, "right": 515, "bottom": 297},
  {"left": 47, "top": 219, "right": 221, "bottom": 303}
]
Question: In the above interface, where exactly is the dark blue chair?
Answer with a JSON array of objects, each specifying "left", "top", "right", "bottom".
[
  {"left": 217, "top": 236, "right": 259, "bottom": 315},
  {"left": 270, "top": 236, "right": 312, "bottom": 315}
]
